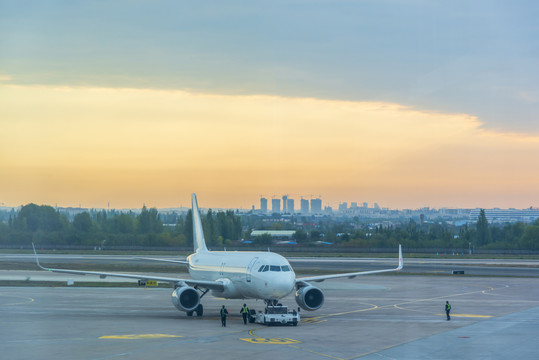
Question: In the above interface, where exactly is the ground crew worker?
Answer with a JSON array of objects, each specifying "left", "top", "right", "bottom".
[
  {"left": 445, "top": 301, "right": 451, "bottom": 321},
  {"left": 240, "top": 304, "right": 249, "bottom": 324},
  {"left": 220, "top": 305, "right": 229, "bottom": 327}
]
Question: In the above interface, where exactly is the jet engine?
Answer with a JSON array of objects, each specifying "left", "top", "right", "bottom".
[
  {"left": 171, "top": 286, "right": 200, "bottom": 312},
  {"left": 295, "top": 284, "right": 324, "bottom": 311}
]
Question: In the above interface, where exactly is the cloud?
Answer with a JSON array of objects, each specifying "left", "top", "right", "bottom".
[
  {"left": 1, "top": 84, "right": 538, "bottom": 208},
  {"left": 0, "top": 74, "right": 12, "bottom": 82}
]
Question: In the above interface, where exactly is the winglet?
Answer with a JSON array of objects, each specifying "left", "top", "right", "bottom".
[
  {"left": 191, "top": 193, "right": 208, "bottom": 253},
  {"left": 397, "top": 244, "right": 403, "bottom": 271},
  {"left": 32, "top": 243, "right": 49, "bottom": 271}
]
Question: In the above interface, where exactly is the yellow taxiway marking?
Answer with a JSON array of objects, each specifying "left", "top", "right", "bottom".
[
  {"left": 241, "top": 337, "right": 302, "bottom": 344},
  {"left": 0, "top": 293, "right": 35, "bottom": 306},
  {"left": 390, "top": 284, "right": 508, "bottom": 312},
  {"left": 438, "top": 313, "right": 493, "bottom": 318},
  {"left": 100, "top": 334, "right": 183, "bottom": 340},
  {"left": 287, "top": 345, "right": 346, "bottom": 360},
  {"left": 242, "top": 329, "right": 343, "bottom": 360},
  {"left": 393, "top": 305, "right": 492, "bottom": 318},
  {"left": 239, "top": 329, "right": 301, "bottom": 345},
  {"left": 301, "top": 302, "right": 378, "bottom": 324},
  {"left": 302, "top": 317, "right": 328, "bottom": 324}
]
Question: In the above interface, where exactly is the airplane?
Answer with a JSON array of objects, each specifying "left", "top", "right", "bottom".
[{"left": 33, "top": 193, "right": 403, "bottom": 317}]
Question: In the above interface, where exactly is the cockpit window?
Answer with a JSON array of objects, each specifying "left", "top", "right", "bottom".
[
  {"left": 263, "top": 265, "right": 269, "bottom": 272},
  {"left": 281, "top": 265, "right": 291, "bottom": 272},
  {"left": 258, "top": 265, "right": 265, "bottom": 272},
  {"left": 270, "top": 265, "right": 281, "bottom": 272}
]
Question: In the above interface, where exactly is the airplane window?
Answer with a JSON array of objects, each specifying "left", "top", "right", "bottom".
[
  {"left": 263, "top": 265, "right": 269, "bottom": 272},
  {"left": 270, "top": 265, "right": 281, "bottom": 272},
  {"left": 281, "top": 265, "right": 291, "bottom": 272},
  {"left": 258, "top": 265, "right": 265, "bottom": 272}
]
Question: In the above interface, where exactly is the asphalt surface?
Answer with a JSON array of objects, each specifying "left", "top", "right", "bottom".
[
  {"left": 1, "top": 275, "right": 539, "bottom": 360},
  {"left": 2, "top": 253, "right": 539, "bottom": 276},
  {"left": 1, "top": 253, "right": 539, "bottom": 359}
]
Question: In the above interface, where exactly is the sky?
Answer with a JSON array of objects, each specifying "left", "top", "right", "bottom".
[{"left": 1, "top": 1, "right": 539, "bottom": 210}]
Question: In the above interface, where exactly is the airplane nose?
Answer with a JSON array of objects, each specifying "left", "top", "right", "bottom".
[{"left": 275, "top": 273, "right": 295, "bottom": 297}]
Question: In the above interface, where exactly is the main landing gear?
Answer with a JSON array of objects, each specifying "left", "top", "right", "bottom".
[
  {"left": 186, "top": 288, "right": 209, "bottom": 317},
  {"left": 187, "top": 304, "right": 204, "bottom": 317},
  {"left": 264, "top": 299, "right": 279, "bottom": 307}
]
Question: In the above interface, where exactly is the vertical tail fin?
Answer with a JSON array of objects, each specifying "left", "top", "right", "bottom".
[
  {"left": 192, "top": 193, "right": 208, "bottom": 253},
  {"left": 397, "top": 244, "right": 403, "bottom": 271}
]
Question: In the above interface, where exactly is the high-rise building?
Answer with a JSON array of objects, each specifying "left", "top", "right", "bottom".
[
  {"left": 282, "top": 195, "right": 288, "bottom": 213},
  {"left": 260, "top": 198, "right": 268, "bottom": 213},
  {"left": 311, "top": 198, "right": 322, "bottom": 214},
  {"left": 300, "top": 198, "right": 309, "bottom": 214},
  {"left": 287, "top": 198, "right": 295, "bottom": 214},
  {"left": 271, "top": 199, "right": 281, "bottom": 214}
]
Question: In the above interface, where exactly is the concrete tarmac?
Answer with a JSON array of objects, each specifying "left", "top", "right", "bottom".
[
  {"left": 1, "top": 275, "right": 539, "bottom": 360},
  {"left": 2, "top": 253, "right": 539, "bottom": 276}
]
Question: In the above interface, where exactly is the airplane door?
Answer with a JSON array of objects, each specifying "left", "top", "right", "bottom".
[
  {"left": 220, "top": 262, "right": 226, "bottom": 276},
  {"left": 246, "top": 257, "right": 259, "bottom": 282}
]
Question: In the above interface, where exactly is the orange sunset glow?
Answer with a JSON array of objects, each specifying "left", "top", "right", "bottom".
[{"left": 2, "top": 83, "right": 539, "bottom": 210}]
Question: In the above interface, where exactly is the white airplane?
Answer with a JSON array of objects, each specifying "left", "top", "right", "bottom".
[{"left": 34, "top": 193, "right": 403, "bottom": 316}]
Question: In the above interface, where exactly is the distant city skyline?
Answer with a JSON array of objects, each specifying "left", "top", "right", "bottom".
[{"left": 2, "top": 193, "right": 538, "bottom": 213}]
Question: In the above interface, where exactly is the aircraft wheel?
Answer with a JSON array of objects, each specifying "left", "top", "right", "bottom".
[
  {"left": 196, "top": 304, "right": 203, "bottom": 317},
  {"left": 187, "top": 311, "right": 193, "bottom": 317}
]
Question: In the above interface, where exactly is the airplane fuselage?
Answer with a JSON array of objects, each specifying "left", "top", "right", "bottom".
[{"left": 187, "top": 251, "right": 296, "bottom": 300}]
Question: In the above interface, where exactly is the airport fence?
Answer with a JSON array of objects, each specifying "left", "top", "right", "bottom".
[{"left": 3, "top": 244, "right": 539, "bottom": 255}]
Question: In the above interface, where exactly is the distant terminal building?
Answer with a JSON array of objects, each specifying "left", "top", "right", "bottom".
[
  {"left": 260, "top": 198, "right": 268, "bottom": 213},
  {"left": 250, "top": 230, "right": 296, "bottom": 241},
  {"left": 286, "top": 198, "right": 295, "bottom": 214},
  {"left": 300, "top": 198, "right": 309, "bottom": 214},
  {"left": 468, "top": 208, "right": 539, "bottom": 223},
  {"left": 271, "top": 199, "right": 281, "bottom": 214},
  {"left": 311, "top": 198, "right": 322, "bottom": 214}
]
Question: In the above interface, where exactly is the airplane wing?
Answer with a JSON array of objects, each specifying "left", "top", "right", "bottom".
[
  {"left": 296, "top": 244, "right": 403, "bottom": 283},
  {"left": 32, "top": 244, "right": 224, "bottom": 292},
  {"left": 134, "top": 257, "right": 189, "bottom": 265}
]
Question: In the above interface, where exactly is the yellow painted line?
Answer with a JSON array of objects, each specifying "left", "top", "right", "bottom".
[
  {"left": 393, "top": 304, "right": 433, "bottom": 314},
  {"left": 240, "top": 337, "right": 301, "bottom": 344},
  {"left": 287, "top": 345, "right": 345, "bottom": 360},
  {"left": 301, "top": 302, "right": 379, "bottom": 324},
  {"left": 100, "top": 334, "right": 183, "bottom": 340},
  {"left": 302, "top": 317, "right": 328, "bottom": 324},
  {"left": 389, "top": 284, "right": 510, "bottom": 310},
  {"left": 242, "top": 329, "right": 342, "bottom": 359},
  {"left": 240, "top": 329, "right": 302, "bottom": 345},
  {"left": 437, "top": 313, "right": 493, "bottom": 318},
  {"left": 0, "top": 293, "right": 35, "bottom": 306}
]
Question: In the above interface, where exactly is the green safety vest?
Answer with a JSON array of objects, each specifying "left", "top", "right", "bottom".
[{"left": 242, "top": 306, "right": 249, "bottom": 314}]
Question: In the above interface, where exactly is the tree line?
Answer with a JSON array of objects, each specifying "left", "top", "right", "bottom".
[
  {"left": 0, "top": 205, "right": 538, "bottom": 251},
  {"left": 300, "top": 209, "right": 539, "bottom": 251},
  {"left": 0, "top": 204, "right": 242, "bottom": 248}
]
